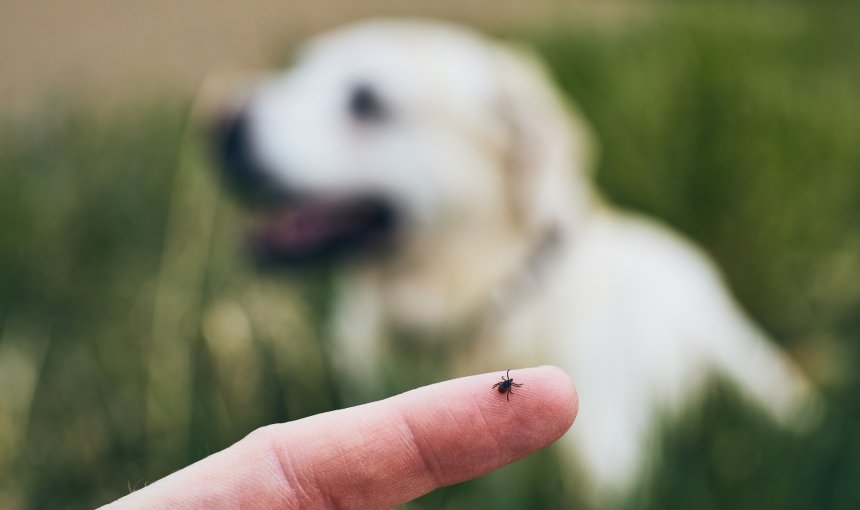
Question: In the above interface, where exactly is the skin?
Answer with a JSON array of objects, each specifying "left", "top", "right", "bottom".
[{"left": 99, "top": 366, "right": 577, "bottom": 510}]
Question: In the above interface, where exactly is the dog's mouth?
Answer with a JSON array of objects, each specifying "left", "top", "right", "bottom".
[
  {"left": 248, "top": 194, "right": 399, "bottom": 266},
  {"left": 210, "top": 109, "right": 400, "bottom": 266}
]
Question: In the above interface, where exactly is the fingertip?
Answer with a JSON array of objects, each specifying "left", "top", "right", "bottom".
[
  {"left": 510, "top": 366, "right": 578, "bottom": 445},
  {"left": 539, "top": 365, "right": 579, "bottom": 427},
  {"left": 461, "top": 365, "right": 577, "bottom": 464}
]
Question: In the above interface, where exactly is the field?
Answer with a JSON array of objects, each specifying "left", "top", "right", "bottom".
[{"left": 1, "top": 2, "right": 859, "bottom": 508}]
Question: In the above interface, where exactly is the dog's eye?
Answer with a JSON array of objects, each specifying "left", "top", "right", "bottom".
[{"left": 349, "top": 84, "right": 386, "bottom": 122}]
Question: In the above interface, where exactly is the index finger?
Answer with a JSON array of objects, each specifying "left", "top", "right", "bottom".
[{"left": 102, "top": 365, "right": 577, "bottom": 509}]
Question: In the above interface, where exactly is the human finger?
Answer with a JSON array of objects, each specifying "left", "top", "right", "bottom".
[{"left": 100, "top": 365, "right": 577, "bottom": 509}]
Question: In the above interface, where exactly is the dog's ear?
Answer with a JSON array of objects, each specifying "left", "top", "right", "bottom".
[{"left": 492, "top": 43, "right": 597, "bottom": 235}]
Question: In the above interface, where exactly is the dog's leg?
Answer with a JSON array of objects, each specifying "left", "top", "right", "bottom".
[{"left": 702, "top": 296, "right": 822, "bottom": 429}]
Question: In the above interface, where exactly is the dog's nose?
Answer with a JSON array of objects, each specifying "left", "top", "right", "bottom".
[
  {"left": 219, "top": 109, "right": 248, "bottom": 166},
  {"left": 212, "top": 108, "right": 285, "bottom": 204},
  {"left": 215, "top": 109, "right": 260, "bottom": 185}
]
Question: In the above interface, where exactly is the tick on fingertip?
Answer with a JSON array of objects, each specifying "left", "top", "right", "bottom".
[{"left": 492, "top": 369, "right": 523, "bottom": 401}]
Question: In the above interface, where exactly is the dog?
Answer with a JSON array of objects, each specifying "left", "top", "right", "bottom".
[{"left": 211, "top": 18, "right": 819, "bottom": 500}]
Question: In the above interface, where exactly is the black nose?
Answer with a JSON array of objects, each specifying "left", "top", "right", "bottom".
[
  {"left": 220, "top": 108, "right": 250, "bottom": 165},
  {"left": 212, "top": 109, "right": 285, "bottom": 204}
]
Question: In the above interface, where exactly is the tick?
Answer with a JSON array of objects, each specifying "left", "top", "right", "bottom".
[{"left": 492, "top": 369, "right": 523, "bottom": 401}]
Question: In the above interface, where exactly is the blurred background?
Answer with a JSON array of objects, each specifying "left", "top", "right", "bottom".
[{"left": 2, "top": 1, "right": 859, "bottom": 508}]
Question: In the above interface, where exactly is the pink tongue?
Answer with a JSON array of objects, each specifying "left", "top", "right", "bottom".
[
  {"left": 254, "top": 206, "right": 338, "bottom": 253},
  {"left": 253, "top": 200, "right": 378, "bottom": 255}
]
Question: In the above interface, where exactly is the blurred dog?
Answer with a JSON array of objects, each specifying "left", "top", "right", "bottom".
[{"left": 212, "top": 19, "right": 818, "bottom": 499}]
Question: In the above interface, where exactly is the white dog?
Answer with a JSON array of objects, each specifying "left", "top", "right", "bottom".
[{"left": 213, "top": 19, "right": 818, "bottom": 499}]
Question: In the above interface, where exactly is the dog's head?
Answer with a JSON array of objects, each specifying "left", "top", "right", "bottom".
[{"left": 213, "top": 19, "right": 595, "bottom": 267}]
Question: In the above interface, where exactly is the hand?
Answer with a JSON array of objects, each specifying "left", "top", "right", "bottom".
[{"left": 100, "top": 366, "right": 577, "bottom": 509}]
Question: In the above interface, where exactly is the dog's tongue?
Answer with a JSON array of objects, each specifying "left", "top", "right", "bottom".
[
  {"left": 249, "top": 197, "right": 395, "bottom": 263},
  {"left": 252, "top": 203, "right": 347, "bottom": 255}
]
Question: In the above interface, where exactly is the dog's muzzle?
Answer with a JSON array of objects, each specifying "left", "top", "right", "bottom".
[
  {"left": 213, "top": 108, "right": 290, "bottom": 206},
  {"left": 211, "top": 110, "right": 400, "bottom": 267}
]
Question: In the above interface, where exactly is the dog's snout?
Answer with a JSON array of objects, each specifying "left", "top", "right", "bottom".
[
  {"left": 218, "top": 109, "right": 249, "bottom": 168},
  {"left": 215, "top": 109, "right": 257, "bottom": 183},
  {"left": 212, "top": 108, "right": 286, "bottom": 204}
]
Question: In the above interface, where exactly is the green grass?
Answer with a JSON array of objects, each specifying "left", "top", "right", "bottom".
[{"left": 1, "top": 2, "right": 859, "bottom": 509}]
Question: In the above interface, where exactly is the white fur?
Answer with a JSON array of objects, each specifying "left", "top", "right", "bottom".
[{"left": 236, "top": 19, "right": 818, "bottom": 499}]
